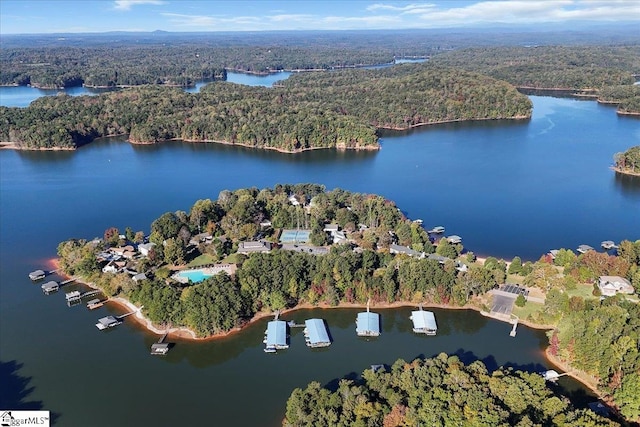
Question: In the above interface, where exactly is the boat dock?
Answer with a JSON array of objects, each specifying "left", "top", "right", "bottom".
[
  {"left": 66, "top": 289, "right": 101, "bottom": 306},
  {"left": 601, "top": 240, "right": 618, "bottom": 250},
  {"left": 151, "top": 333, "right": 170, "bottom": 355},
  {"left": 41, "top": 281, "right": 59, "bottom": 295},
  {"left": 263, "top": 319, "right": 289, "bottom": 353},
  {"left": 96, "top": 306, "right": 142, "bottom": 330},
  {"left": 96, "top": 315, "right": 121, "bottom": 330},
  {"left": 86, "top": 298, "right": 106, "bottom": 310},
  {"left": 356, "top": 301, "right": 380, "bottom": 337},
  {"left": 428, "top": 226, "right": 445, "bottom": 234},
  {"left": 304, "top": 318, "right": 331, "bottom": 348},
  {"left": 29, "top": 269, "right": 46, "bottom": 281},
  {"left": 410, "top": 307, "right": 437, "bottom": 335},
  {"left": 542, "top": 370, "right": 569, "bottom": 382}
]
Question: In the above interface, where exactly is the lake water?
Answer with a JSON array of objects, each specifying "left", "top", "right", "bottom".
[
  {"left": 0, "top": 71, "right": 292, "bottom": 106},
  {"left": 0, "top": 81, "right": 639, "bottom": 425}
]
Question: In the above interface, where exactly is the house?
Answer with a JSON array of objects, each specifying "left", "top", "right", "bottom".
[
  {"left": 259, "top": 220, "right": 272, "bottom": 228},
  {"left": 102, "top": 260, "right": 120, "bottom": 273},
  {"left": 288, "top": 194, "right": 300, "bottom": 206},
  {"left": 138, "top": 242, "right": 156, "bottom": 257},
  {"left": 332, "top": 231, "right": 348, "bottom": 244},
  {"left": 238, "top": 240, "right": 272, "bottom": 254},
  {"left": 132, "top": 272, "right": 148, "bottom": 282},
  {"left": 324, "top": 224, "right": 339, "bottom": 234},
  {"left": 389, "top": 244, "right": 422, "bottom": 257},
  {"left": 598, "top": 276, "right": 634, "bottom": 296}
]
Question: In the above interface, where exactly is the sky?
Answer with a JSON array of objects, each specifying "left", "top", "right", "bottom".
[{"left": 1, "top": 0, "right": 639, "bottom": 34}]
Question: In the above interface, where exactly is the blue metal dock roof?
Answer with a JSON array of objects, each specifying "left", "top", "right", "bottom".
[
  {"left": 305, "top": 318, "right": 331, "bottom": 346},
  {"left": 410, "top": 310, "right": 437, "bottom": 332},
  {"left": 356, "top": 311, "right": 380, "bottom": 336},
  {"left": 265, "top": 320, "right": 288, "bottom": 348}
]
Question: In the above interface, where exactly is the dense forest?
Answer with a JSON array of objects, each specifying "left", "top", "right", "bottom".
[
  {"left": 3, "top": 28, "right": 639, "bottom": 87},
  {"left": 430, "top": 46, "right": 640, "bottom": 90},
  {"left": 284, "top": 353, "right": 617, "bottom": 426},
  {"left": 613, "top": 145, "right": 640, "bottom": 175},
  {"left": 56, "top": 185, "right": 640, "bottom": 421},
  {"left": 0, "top": 64, "right": 531, "bottom": 150}
]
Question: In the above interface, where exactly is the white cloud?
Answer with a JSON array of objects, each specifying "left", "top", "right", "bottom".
[
  {"left": 369, "top": 1, "right": 640, "bottom": 27},
  {"left": 114, "top": 0, "right": 165, "bottom": 11}
]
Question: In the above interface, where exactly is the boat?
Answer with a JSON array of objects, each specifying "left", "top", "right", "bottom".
[{"left": 263, "top": 347, "right": 277, "bottom": 353}]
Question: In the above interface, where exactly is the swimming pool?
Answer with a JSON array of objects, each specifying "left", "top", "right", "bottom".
[
  {"left": 279, "top": 229, "right": 311, "bottom": 243},
  {"left": 176, "top": 269, "right": 212, "bottom": 283}
]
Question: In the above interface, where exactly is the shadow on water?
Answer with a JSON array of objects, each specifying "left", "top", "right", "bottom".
[
  {"left": 614, "top": 171, "right": 640, "bottom": 196},
  {"left": 0, "top": 360, "right": 61, "bottom": 425},
  {"left": 130, "top": 139, "right": 379, "bottom": 164}
]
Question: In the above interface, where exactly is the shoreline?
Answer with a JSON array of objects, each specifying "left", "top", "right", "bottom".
[
  {"left": 49, "top": 256, "right": 608, "bottom": 408},
  {"left": 611, "top": 166, "right": 640, "bottom": 177}
]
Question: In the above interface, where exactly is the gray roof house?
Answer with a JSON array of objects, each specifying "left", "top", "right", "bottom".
[
  {"left": 598, "top": 276, "right": 634, "bottom": 296},
  {"left": 389, "top": 244, "right": 422, "bottom": 257},
  {"left": 238, "top": 241, "right": 272, "bottom": 254}
]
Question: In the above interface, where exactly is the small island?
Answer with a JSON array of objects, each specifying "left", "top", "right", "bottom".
[
  {"left": 55, "top": 184, "right": 640, "bottom": 423},
  {"left": 613, "top": 146, "right": 640, "bottom": 176}
]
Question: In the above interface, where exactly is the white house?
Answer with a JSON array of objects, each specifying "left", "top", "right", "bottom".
[
  {"left": 138, "top": 242, "right": 156, "bottom": 257},
  {"left": 598, "top": 276, "right": 634, "bottom": 296}
]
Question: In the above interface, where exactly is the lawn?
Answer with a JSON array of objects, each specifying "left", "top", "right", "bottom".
[
  {"left": 512, "top": 301, "right": 545, "bottom": 321},
  {"left": 187, "top": 253, "right": 216, "bottom": 267},
  {"left": 566, "top": 283, "right": 598, "bottom": 300}
]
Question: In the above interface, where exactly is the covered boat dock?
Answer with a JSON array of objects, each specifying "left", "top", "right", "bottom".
[
  {"left": 304, "top": 318, "right": 331, "bottom": 348},
  {"left": 356, "top": 306, "right": 380, "bottom": 337},
  {"left": 96, "top": 315, "right": 121, "bottom": 330},
  {"left": 264, "top": 320, "right": 289, "bottom": 352},
  {"left": 41, "top": 281, "right": 59, "bottom": 295},
  {"left": 410, "top": 308, "right": 437, "bottom": 335}
]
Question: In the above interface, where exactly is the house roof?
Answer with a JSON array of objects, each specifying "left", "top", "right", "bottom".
[{"left": 390, "top": 244, "right": 421, "bottom": 257}]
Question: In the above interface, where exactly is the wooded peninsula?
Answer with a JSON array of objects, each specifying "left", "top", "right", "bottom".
[
  {"left": 56, "top": 184, "right": 640, "bottom": 423},
  {"left": 613, "top": 146, "right": 640, "bottom": 176},
  {"left": 0, "top": 64, "right": 530, "bottom": 151}
]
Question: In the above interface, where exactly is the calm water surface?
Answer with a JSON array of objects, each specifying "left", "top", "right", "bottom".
[
  {"left": 0, "top": 71, "right": 292, "bottom": 106},
  {"left": 1, "top": 91, "right": 638, "bottom": 425}
]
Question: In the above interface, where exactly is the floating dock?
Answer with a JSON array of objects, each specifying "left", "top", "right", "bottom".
[
  {"left": 304, "top": 318, "right": 331, "bottom": 348},
  {"left": 410, "top": 308, "right": 437, "bottom": 335},
  {"left": 86, "top": 298, "right": 105, "bottom": 310},
  {"left": 428, "top": 226, "right": 445, "bottom": 234},
  {"left": 264, "top": 320, "right": 289, "bottom": 353},
  {"left": 29, "top": 270, "right": 46, "bottom": 281},
  {"left": 41, "top": 281, "right": 59, "bottom": 295},
  {"left": 151, "top": 333, "right": 170, "bottom": 355},
  {"left": 542, "top": 370, "right": 568, "bottom": 382},
  {"left": 356, "top": 302, "right": 380, "bottom": 337}
]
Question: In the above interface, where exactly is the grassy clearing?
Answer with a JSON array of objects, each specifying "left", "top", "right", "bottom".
[
  {"left": 187, "top": 253, "right": 216, "bottom": 267},
  {"left": 512, "top": 301, "right": 545, "bottom": 321}
]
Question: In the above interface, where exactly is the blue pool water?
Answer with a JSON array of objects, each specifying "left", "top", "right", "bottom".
[{"left": 177, "top": 269, "right": 212, "bottom": 283}]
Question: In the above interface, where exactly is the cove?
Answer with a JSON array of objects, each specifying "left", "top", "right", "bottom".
[{"left": 0, "top": 94, "right": 638, "bottom": 426}]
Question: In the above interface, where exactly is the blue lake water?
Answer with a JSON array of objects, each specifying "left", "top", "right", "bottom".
[
  {"left": 0, "top": 71, "right": 293, "bottom": 106},
  {"left": 0, "top": 82, "right": 638, "bottom": 425}
]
